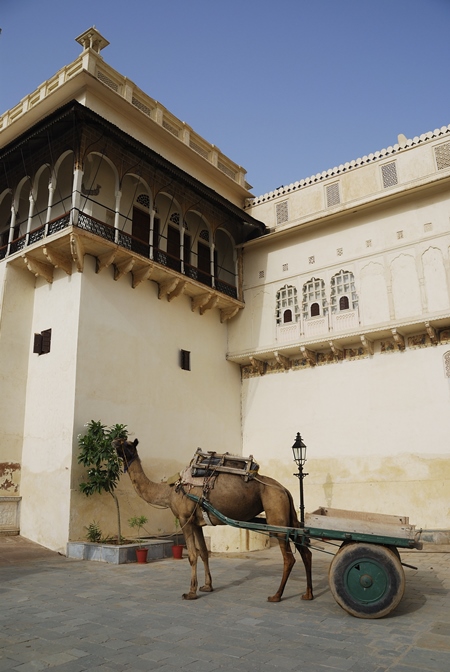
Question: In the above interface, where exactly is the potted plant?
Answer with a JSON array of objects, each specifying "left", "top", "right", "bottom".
[
  {"left": 172, "top": 517, "right": 184, "bottom": 559},
  {"left": 128, "top": 515, "right": 149, "bottom": 563}
]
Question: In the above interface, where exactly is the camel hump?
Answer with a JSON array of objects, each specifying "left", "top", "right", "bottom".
[{"left": 190, "top": 448, "right": 259, "bottom": 481}]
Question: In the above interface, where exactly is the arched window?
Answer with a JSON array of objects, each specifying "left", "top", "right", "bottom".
[
  {"left": 331, "top": 270, "right": 358, "bottom": 313},
  {"left": 310, "top": 302, "right": 320, "bottom": 317},
  {"left": 302, "top": 278, "right": 327, "bottom": 320},
  {"left": 339, "top": 296, "right": 349, "bottom": 310},
  {"left": 276, "top": 285, "right": 300, "bottom": 325}
]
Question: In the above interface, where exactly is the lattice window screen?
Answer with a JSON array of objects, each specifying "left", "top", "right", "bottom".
[
  {"left": 326, "top": 183, "right": 340, "bottom": 207},
  {"left": 381, "top": 162, "right": 398, "bottom": 188},
  {"left": 435, "top": 142, "right": 450, "bottom": 170},
  {"left": 276, "top": 201, "right": 289, "bottom": 225},
  {"left": 136, "top": 194, "right": 150, "bottom": 209}
]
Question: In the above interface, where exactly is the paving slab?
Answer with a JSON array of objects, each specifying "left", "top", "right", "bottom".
[{"left": 0, "top": 536, "right": 449, "bottom": 671}]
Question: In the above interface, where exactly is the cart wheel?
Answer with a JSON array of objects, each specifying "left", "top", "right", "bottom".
[{"left": 328, "top": 542, "right": 405, "bottom": 619}]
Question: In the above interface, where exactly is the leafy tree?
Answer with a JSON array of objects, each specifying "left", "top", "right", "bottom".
[{"left": 78, "top": 420, "right": 128, "bottom": 543}]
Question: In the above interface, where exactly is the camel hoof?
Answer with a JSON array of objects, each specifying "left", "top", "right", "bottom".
[
  {"left": 182, "top": 592, "right": 198, "bottom": 600},
  {"left": 267, "top": 595, "right": 281, "bottom": 603},
  {"left": 301, "top": 591, "right": 314, "bottom": 601},
  {"left": 199, "top": 585, "right": 213, "bottom": 593}
]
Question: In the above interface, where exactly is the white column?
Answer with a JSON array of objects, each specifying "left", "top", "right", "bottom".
[
  {"left": 149, "top": 209, "right": 155, "bottom": 259},
  {"left": 70, "top": 167, "right": 83, "bottom": 225},
  {"left": 45, "top": 179, "right": 55, "bottom": 235},
  {"left": 25, "top": 193, "right": 35, "bottom": 244},
  {"left": 114, "top": 190, "right": 122, "bottom": 244},
  {"left": 210, "top": 241, "right": 215, "bottom": 288},
  {"left": 6, "top": 204, "right": 17, "bottom": 255}
]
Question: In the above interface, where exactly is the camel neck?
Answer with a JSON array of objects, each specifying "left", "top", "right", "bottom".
[{"left": 127, "top": 456, "right": 171, "bottom": 508}]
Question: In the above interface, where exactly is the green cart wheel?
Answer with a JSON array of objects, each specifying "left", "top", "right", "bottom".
[{"left": 328, "top": 542, "right": 405, "bottom": 619}]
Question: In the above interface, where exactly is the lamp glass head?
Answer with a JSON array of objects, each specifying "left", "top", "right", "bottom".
[{"left": 292, "top": 432, "right": 307, "bottom": 466}]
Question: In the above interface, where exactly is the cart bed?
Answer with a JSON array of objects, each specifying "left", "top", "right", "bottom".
[{"left": 305, "top": 507, "right": 418, "bottom": 543}]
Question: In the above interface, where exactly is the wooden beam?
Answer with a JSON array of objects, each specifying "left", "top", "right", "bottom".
[
  {"left": 249, "top": 356, "right": 266, "bottom": 375},
  {"left": 168, "top": 279, "right": 186, "bottom": 302},
  {"left": 132, "top": 264, "right": 153, "bottom": 288},
  {"left": 391, "top": 328, "right": 405, "bottom": 351},
  {"left": 43, "top": 246, "right": 73, "bottom": 276},
  {"left": 360, "top": 335, "right": 374, "bottom": 355},
  {"left": 200, "top": 295, "right": 219, "bottom": 315},
  {"left": 274, "top": 351, "right": 290, "bottom": 370},
  {"left": 191, "top": 292, "right": 213, "bottom": 312},
  {"left": 299, "top": 346, "right": 316, "bottom": 367},
  {"left": 329, "top": 341, "right": 344, "bottom": 360},
  {"left": 22, "top": 254, "right": 53, "bottom": 283},
  {"left": 70, "top": 233, "right": 84, "bottom": 272},
  {"left": 96, "top": 249, "right": 117, "bottom": 273},
  {"left": 114, "top": 257, "right": 135, "bottom": 281},
  {"left": 158, "top": 277, "right": 179, "bottom": 300},
  {"left": 220, "top": 306, "right": 240, "bottom": 323}
]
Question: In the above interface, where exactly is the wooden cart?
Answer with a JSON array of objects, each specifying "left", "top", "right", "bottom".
[{"left": 186, "top": 494, "right": 422, "bottom": 619}]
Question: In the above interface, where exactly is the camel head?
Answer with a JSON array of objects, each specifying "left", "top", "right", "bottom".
[{"left": 113, "top": 437, "right": 139, "bottom": 472}]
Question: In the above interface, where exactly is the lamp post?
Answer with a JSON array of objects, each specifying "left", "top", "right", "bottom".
[{"left": 292, "top": 432, "right": 308, "bottom": 526}]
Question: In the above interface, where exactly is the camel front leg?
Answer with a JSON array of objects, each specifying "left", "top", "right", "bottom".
[
  {"left": 296, "top": 543, "right": 313, "bottom": 600},
  {"left": 267, "top": 538, "right": 296, "bottom": 603},
  {"left": 181, "top": 523, "right": 200, "bottom": 600},
  {"left": 193, "top": 526, "right": 213, "bottom": 593}
]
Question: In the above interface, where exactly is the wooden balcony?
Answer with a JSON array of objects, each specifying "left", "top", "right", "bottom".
[{"left": 3, "top": 212, "right": 243, "bottom": 322}]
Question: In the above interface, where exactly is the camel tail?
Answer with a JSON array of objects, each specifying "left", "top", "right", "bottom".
[{"left": 287, "top": 488, "right": 300, "bottom": 529}]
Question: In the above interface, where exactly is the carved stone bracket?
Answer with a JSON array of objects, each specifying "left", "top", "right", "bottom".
[
  {"left": 158, "top": 277, "right": 179, "bottom": 300},
  {"left": 96, "top": 249, "right": 117, "bottom": 273},
  {"left": 220, "top": 306, "right": 240, "bottom": 323},
  {"left": 132, "top": 264, "right": 153, "bottom": 289},
  {"left": 168, "top": 279, "right": 186, "bottom": 302},
  {"left": 274, "top": 351, "right": 291, "bottom": 370},
  {"left": 329, "top": 341, "right": 344, "bottom": 360},
  {"left": 425, "top": 322, "right": 438, "bottom": 345},
  {"left": 360, "top": 335, "right": 374, "bottom": 355},
  {"left": 200, "top": 295, "right": 218, "bottom": 315},
  {"left": 299, "top": 346, "right": 316, "bottom": 367},
  {"left": 114, "top": 257, "right": 135, "bottom": 281},
  {"left": 191, "top": 292, "right": 213, "bottom": 312},
  {"left": 43, "top": 246, "right": 73, "bottom": 276},
  {"left": 70, "top": 233, "right": 84, "bottom": 272},
  {"left": 249, "top": 356, "right": 266, "bottom": 375},
  {"left": 21, "top": 254, "right": 53, "bottom": 283},
  {"left": 391, "top": 328, "right": 405, "bottom": 351}
]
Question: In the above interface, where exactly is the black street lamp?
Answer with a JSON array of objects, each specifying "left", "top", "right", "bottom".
[{"left": 292, "top": 432, "right": 308, "bottom": 525}]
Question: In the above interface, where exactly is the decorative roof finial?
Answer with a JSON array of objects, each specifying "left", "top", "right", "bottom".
[{"left": 75, "top": 27, "right": 110, "bottom": 54}]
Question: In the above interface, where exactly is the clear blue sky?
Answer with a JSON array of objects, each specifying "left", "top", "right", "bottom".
[{"left": 1, "top": 0, "right": 450, "bottom": 197}]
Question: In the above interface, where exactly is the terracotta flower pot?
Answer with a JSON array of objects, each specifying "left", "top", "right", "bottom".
[
  {"left": 172, "top": 544, "right": 184, "bottom": 559},
  {"left": 136, "top": 547, "right": 148, "bottom": 564}
]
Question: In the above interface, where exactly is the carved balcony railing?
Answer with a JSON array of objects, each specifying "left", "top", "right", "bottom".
[{"left": 0, "top": 211, "right": 238, "bottom": 299}]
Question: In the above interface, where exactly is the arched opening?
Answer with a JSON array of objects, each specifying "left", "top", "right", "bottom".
[
  {"left": 310, "top": 302, "right": 320, "bottom": 317},
  {"left": 339, "top": 295, "right": 350, "bottom": 310}
]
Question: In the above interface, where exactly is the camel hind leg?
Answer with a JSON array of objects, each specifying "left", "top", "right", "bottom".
[
  {"left": 181, "top": 522, "right": 200, "bottom": 600},
  {"left": 193, "top": 526, "right": 213, "bottom": 593},
  {"left": 267, "top": 536, "right": 296, "bottom": 603},
  {"left": 295, "top": 542, "right": 313, "bottom": 600}
]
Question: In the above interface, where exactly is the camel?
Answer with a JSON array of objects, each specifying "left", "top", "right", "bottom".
[{"left": 114, "top": 438, "right": 313, "bottom": 602}]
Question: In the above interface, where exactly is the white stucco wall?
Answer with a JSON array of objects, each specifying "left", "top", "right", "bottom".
[
  {"left": 241, "top": 345, "right": 450, "bottom": 530},
  {"left": 0, "top": 263, "right": 35, "bottom": 494},
  {"left": 69, "top": 255, "right": 243, "bottom": 543},
  {"left": 19, "top": 268, "right": 81, "bottom": 551}
]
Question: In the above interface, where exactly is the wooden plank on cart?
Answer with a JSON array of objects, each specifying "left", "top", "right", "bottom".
[{"left": 305, "top": 507, "right": 416, "bottom": 540}]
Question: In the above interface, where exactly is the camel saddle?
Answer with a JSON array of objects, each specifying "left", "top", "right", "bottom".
[{"left": 190, "top": 448, "right": 259, "bottom": 482}]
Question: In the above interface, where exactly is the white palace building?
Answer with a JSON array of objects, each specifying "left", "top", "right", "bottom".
[{"left": 1, "top": 29, "right": 449, "bottom": 552}]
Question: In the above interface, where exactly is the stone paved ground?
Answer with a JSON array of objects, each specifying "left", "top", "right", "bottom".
[{"left": 0, "top": 536, "right": 449, "bottom": 671}]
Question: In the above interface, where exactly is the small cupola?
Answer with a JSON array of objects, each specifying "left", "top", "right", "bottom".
[{"left": 75, "top": 27, "right": 110, "bottom": 54}]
